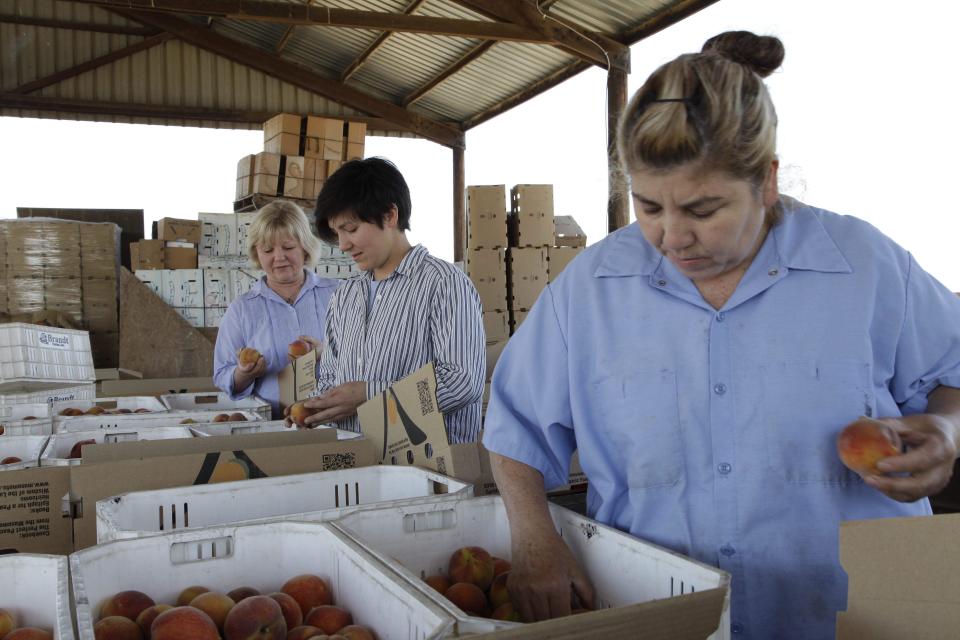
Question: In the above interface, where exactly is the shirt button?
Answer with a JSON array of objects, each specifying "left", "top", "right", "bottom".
[
  {"left": 656, "top": 279, "right": 667, "bottom": 287},
  {"left": 713, "top": 383, "right": 727, "bottom": 395},
  {"left": 768, "top": 267, "right": 779, "bottom": 276},
  {"left": 716, "top": 312, "right": 725, "bottom": 322},
  {"left": 732, "top": 623, "right": 744, "bottom": 634},
  {"left": 720, "top": 544, "right": 736, "bottom": 557},
  {"left": 718, "top": 462, "right": 732, "bottom": 474}
]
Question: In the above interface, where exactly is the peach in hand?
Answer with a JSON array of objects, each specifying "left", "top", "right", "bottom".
[
  {"left": 237, "top": 347, "right": 261, "bottom": 367},
  {"left": 287, "top": 402, "right": 319, "bottom": 428},
  {"left": 288, "top": 339, "right": 311, "bottom": 360},
  {"left": 837, "top": 416, "right": 901, "bottom": 475}
]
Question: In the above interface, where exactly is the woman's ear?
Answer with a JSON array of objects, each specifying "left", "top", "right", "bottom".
[{"left": 383, "top": 204, "right": 400, "bottom": 229}]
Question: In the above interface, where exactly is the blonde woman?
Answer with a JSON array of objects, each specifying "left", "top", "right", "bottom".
[{"left": 213, "top": 200, "right": 339, "bottom": 417}]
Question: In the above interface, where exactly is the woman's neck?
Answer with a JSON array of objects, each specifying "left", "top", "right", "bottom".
[{"left": 267, "top": 271, "right": 306, "bottom": 303}]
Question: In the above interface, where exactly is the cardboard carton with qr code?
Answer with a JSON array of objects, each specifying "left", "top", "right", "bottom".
[{"left": 358, "top": 362, "right": 483, "bottom": 489}]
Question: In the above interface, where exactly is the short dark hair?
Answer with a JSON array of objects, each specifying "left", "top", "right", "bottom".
[{"left": 314, "top": 157, "right": 412, "bottom": 244}]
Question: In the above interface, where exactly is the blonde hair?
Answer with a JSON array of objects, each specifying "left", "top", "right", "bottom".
[
  {"left": 618, "top": 31, "right": 784, "bottom": 220},
  {"left": 246, "top": 200, "right": 322, "bottom": 268}
]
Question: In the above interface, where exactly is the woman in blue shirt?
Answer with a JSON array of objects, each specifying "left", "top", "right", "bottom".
[
  {"left": 213, "top": 201, "right": 339, "bottom": 418},
  {"left": 482, "top": 31, "right": 960, "bottom": 639}
]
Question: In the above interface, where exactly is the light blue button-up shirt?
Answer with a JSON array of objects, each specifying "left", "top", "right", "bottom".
[
  {"left": 213, "top": 270, "right": 340, "bottom": 418},
  {"left": 482, "top": 197, "right": 960, "bottom": 639}
]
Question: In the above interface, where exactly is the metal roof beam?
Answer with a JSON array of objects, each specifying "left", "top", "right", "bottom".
[
  {"left": 340, "top": 0, "right": 427, "bottom": 83},
  {"left": 402, "top": 40, "right": 495, "bottom": 107},
  {"left": 10, "top": 33, "right": 175, "bottom": 95},
  {"left": 0, "top": 13, "right": 159, "bottom": 36},
  {"left": 68, "top": 1, "right": 555, "bottom": 43},
  {"left": 101, "top": 8, "right": 463, "bottom": 147}
]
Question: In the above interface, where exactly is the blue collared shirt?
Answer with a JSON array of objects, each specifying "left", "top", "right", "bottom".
[
  {"left": 482, "top": 198, "right": 960, "bottom": 639},
  {"left": 213, "top": 269, "right": 340, "bottom": 418}
]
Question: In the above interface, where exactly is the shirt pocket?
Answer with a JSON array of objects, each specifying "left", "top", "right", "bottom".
[
  {"left": 594, "top": 368, "right": 684, "bottom": 489},
  {"left": 759, "top": 360, "right": 874, "bottom": 484}
]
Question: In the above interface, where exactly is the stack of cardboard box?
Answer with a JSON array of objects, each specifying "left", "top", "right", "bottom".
[
  {"left": 235, "top": 114, "right": 366, "bottom": 204},
  {"left": 129, "top": 218, "right": 200, "bottom": 271},
  {"left": 507, "top": 185, "right": 554, "bottom": 333}
]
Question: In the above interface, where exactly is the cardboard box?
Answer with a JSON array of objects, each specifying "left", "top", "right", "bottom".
[
  {"left": 130, "top": 239, "right": 163, "bottom": 271},
  {"left": 265, "top": 132, "right": 301, "bottom": 157},
  {"left": 174, "top": 307, "right": 204, "bottom": 327},
  {"left": 547, "top": 246, "right": 583, "bottom": 282},
  {"left": 483, "top": 311, "right": 509, "bottom": 343},
  {"left": 236, "top": 154, "right": 255, "bottom": 179},
  {"left": 476, "top": 433, "right": 586, "bottom": 496},
  {"left": 509, "top": 184, "right": 555, "bottom": 248},
  {"left": 485, "top": 339, "right": 507, "bottom": 381},
  {"left": 68, "top": 428, "right": 376, "bottom": 549},
  {"left": 467, "top": 185, "right": 507, "bottom": 249},
  {"left": 99, "top": 376, "right": 218, "bottom": 397},
  {"left": 161, "top": 269, "right": 203, "bottom": 307},
  {"left": 555, "top": 214, "right": 587, "bottom": 248},
  {"left": 466, "top": 248, "right": 507, "bottom": 312},
  {"left": 82, "top": 277, "right": 118, "bottom": 332},
  {"left": 346, "top": 121, "right": 367, "bottom": 143},
  {"left": 344, "top": 141, "right": 364, "bottom": 162},
  {"left": 511, "top": 309, "right": 528, "bottom": 334},
  {"left": 254, "top": 151, "right": 282, "bottom": 176},
  {"left": 357, "top": 362, "right": 483, "bottom": 488},
  {"left": 0, "top": 465, "right": 74, "bottom": 554},
  {"left": 163, "top": 246, "right": 198, "bottom": 269},
  {"left": 306, "top": 116, "right": 344, "bottom": 141},
  {"left": 263, "top": 113, "right": 302, "bottom": 142},
  {"left": 837, "top": 513, "right": 960, "bottom": 639},
  {"left": 203, "top": 307, "right": 227, "bottom": 327},
  {"left": 278, "top": 348, "right": 317, "bottom": 414},
  {"left": 79, "top": 222, "right": 120, "bottom": 279},
  {"left": 203, "top": 269, "right": 230, "bottom": 307},
  {"left": 156, "top": 218, "right": 201, "bottom": 244},
  {"left": 508, "top": 247, "right": 548, "bottom": 311}
]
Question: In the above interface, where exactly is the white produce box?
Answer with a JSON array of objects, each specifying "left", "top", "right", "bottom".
[
  {"left": 70, "top": 522, "right": 455, "bottom": 640},
  {"left": 334, "top": 495, "right": 732, "bottom": 639},
  {"left": 96, "top": 465, "right": 473, "bottom": 543},
  {"left": 0, "top": 323, "right": 95, "bottom": 390},
  {"left": 0, "top": 383, "right": 97, "bottom": 406},
  {"left": 41, "top": 427, "right": 196, "bottom": 466},
  {"left": 52, "top": 396, "right": 167, "bottom": 419},
  {"left": 0, "top": 402, "right": 53, "bottom": 437},
  {"left": 160, "top": 391, "right": 271, "bottom": 420},
  {"left": 188, "top": 420, "right": 361, "bottom": 440},
  {"left": 0, "top": 554, "right": 74, "bottom": 639},
  {"left": 53, "top": 409, "right": 261, "bottom": 433},
  {"left": 0, "top": 435, "right": 50, "bottom": 470}
]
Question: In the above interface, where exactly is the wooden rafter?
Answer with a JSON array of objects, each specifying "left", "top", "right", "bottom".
[
  {"left": 11, "top": 33, "right": 175, "bottom": 95},
  {"left": 402, "top": 40, "right": 495, "bottom": 107},
  {"left": 0, "top": 13, "right": 158, "bottom": 36},
  {"left": 68, "top": 1, "right": 554, "bottom": 43},
  {"left": 102, "top": 8, "right": 463, "bottom": 147},
  {"left": 340, "top": 0, "right": 427, "bottom": 83}
]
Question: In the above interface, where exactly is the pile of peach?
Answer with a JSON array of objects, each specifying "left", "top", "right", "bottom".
[
  {"left": 1, "top": 456, "right": 23, "bottom": 465},
  {"left": 59, "top": 407, "right": 152, "bottom": 416},
  {"left": 422, "top": 546, "right": 520, "bottom": 622},
  {"left": 0, "top": 416, "right": 40, "bottom": 435},
  {"left": 91, "top": 574, "right": 376, "bottom": 639},
  {"left": 0, "top": 607, "right": 53, "bottom": 639}
]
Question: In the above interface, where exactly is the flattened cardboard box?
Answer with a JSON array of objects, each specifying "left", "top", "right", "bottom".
[
  {"left": 278, "top": 348, "right": 318, "bottom": 414},
  {"left": 358, "top": 362, "right": 482, "bottom": 489},
  {"left": 0, "top": 465, "right": 73, "bottom": 555},
  {"left": 156, "top": 218, "right": 201, "bottom": 244},
  {"left": 837, "top": 513, "right": 960, "bottom": 639},
  {"left": 69, "top": 428, "right": 375, "bottom": 549}
]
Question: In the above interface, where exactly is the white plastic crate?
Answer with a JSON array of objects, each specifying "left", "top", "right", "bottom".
[
  {"left": 0, "top": 323, "right": 95, "bottom": 390},
  {"left": 53, "top": 409, "right": 262, "bottom": 433},
  {"left": 0, "top": 383, "right": 97, "bottom": 407},
  {"left": 188, "top": 420, "right": 362, "bottom": 440},
  {"left": 41, "top": 427, "right": 196, "bottom": 466},
  {"left": 0, "top": 554, "right": 74, "bottom": 639},
  {"left": 0, "top": 402, "right": 53, "bottom": 437},
  {"left": 160, "top": 391, "right": 271, "bottom": 420},
  {"left": 0, "top": 435, "right": 50, "bottom": 470},
  {"left": 52, "top": 396, "right": 167, "bottom": 419},
  {"left": 70, "top": 521, "right": 454, "bottom": 640},
  {"left": 334, "top": 495, "right": 731, "bottom": 639},
  {"left": 96, "top": 466, "right": 474, "bottom": 543}
]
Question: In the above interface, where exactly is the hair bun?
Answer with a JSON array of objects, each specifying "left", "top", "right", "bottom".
[{"left": 701, "top": 31, "right": 784, "bottom": 78}]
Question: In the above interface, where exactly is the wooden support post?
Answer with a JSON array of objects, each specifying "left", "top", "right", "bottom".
[
  {"left": 607, "top": 54, "right": 630, "bottom": 233},
  {"left": 453, "top": 141, "right": 466, "bottom": 263}
]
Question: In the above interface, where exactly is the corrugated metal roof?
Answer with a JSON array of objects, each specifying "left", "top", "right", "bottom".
[{"left": 0, "top": 0, "right": 718, "bottom": 143}]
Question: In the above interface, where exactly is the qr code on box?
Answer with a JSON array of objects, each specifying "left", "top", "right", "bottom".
[
  {"left": 322, "top": 452, "right": 357, "bottom": 471},
  {"left": 435, "top": 455, "right": 447, "bottom": 475},
  {"left": 417, "top": 379, "right": 435, "bottom": 416}
]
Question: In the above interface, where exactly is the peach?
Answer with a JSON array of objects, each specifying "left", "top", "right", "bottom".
[
  {"left": 23, "top": 416, "right": 37, "bottom": 421},
  {"left": 304, "top": 605, "right": 352, "bottom": 634},
  {"left": 5, "top": 629, "right": 54, "bottom": 640},
  {"left": 150, "top": 606, "right": 220, "bottom": 640},
  {"left": 213, "top": 413, "right": 231, "bottom": 423},
  {"left": 0, "top": 425, "right": 4, "bottom": 435},
  {"left": 68, "top": 438, "right": 97, "bottom": 459},
  {"left": 135, "top": 603, "right": 172, "bottom": 638},
  {"left": 448, "top": 546, "right": 495, "bottom": 590},
  {"left": 222, "top": 595, "right": 286, "bottom": 640},
  {"left": 288, "top": 340, "right": 311, "bottom": 360},
  {"left": 445, "top": 582, "right": 487, "bottom": 616},
  {"left": 189, "top": 591, "right": 236, "bottom": 630},
  {"left": 86, "top": 406, "right": 108, "bottom": 415},
  {"left": 281, "top": 574, "right": 333, "bottom": 616},
  {"left": 100, "top": 590, "right": 156, "bottom": 621},
  {"left": 423, "top": 574, "right": 451, "bottom": 595},
  {"left": 492, "top": 557, "right": 511, "bottom": 578},
  {"left": 287, "top": 402, "right": 318, "bottom": 428},
  {"left": 267, "top": 591, "right": 302, "bottom": 630},
  {"left": 285, "top": 626, "right": 325, "bottom": 640},
  {"left": 1, "top": 456, "right": 22, "bottom": 465},
  {"left": 228, "top": 586, "right": 261, "bottom": 603},
  {"left": 228, "top": 412, "right": 248, "bottom": 422},
  {"left": 0, "top": 608, "right": 16, "bottom": 636},
  {"left": 134, "top": 408, "right": 151, "bottom": 414},
  {"left": 238, "top": 347, "right": 262, "bottom": 367},
  {"left": 491, "top": 602, "right": 522, "bottom": 622},
  {"left": 180, "top": 418, "right": 197, "bottom": 424},
  {"left": 338, "top": 625, "right": 377, "bottom": 640},
  {"left": 60, "top": 407, "right": 84, "bottom": 416},
  {"left": 117, "top": 408, "right": 133, "bottom": 414},
  {"left": 837, "top": 416, "right": 901, "bottom": 475},
  {"left": 488, "top": 571, "right": 510, "bottom": 609},
  {"left": 94, "top": 615, "right": 143, "bottom": 640},
  {"left": 176, "top": 585, "right": 211, "bottom": 606}
]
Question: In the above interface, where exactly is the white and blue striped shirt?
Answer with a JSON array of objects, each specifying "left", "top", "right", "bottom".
[{"left": 317, "top": 244, "right": 486, "bottom": 443}]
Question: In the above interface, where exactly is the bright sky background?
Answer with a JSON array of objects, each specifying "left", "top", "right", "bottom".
[{"left": 2, "top": 0, "right": 959, "bottom": 288}]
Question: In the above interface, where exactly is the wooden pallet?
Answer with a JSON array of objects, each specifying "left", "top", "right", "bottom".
[{"left": 233, "top": 193, "right": 317, "bottom": 213}]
